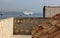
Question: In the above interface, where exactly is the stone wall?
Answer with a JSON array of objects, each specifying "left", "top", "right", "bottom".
[
  {"left": 44, "top": 6, "right": 60, "bottom": 17},
  {"left": 13, "top": 17, "right": 50, "bottom": 35},
  {"left": 0, "top": 17, "right": 50, "bottom": 38}
]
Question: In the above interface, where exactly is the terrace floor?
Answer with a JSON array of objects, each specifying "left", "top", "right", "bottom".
[{"left": 13, "top": 35, "right": 31, "bottom": 38}]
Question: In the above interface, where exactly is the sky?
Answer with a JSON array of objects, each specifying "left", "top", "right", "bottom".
[{"left": 0, "top": 0, "right": 60, "bottom": 13}]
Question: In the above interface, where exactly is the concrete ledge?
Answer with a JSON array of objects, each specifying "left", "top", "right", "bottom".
[{"left": 13, "top": 35, "right": 31, "bottom": 38}]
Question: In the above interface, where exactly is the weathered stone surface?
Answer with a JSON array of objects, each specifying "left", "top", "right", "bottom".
[{"left": 13, "top": 17, "right": 49, "bottom": 35}]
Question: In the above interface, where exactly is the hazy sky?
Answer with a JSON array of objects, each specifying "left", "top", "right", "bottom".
[{"left": 0, "top": 0, "right": 60, "bottom": 13}]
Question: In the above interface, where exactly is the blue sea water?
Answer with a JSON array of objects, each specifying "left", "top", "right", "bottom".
[{"left": 0, "top": 12, "right": 43, "bottom": 19}]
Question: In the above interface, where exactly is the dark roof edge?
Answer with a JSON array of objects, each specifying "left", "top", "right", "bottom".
[{"left": 44, "top": 6, "right": 60, "bottom": 8}]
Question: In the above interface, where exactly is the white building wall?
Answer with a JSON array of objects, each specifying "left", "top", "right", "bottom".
[{"left": 0, "top": 17, "right": 14, "bottom": 38}]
